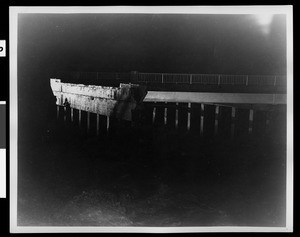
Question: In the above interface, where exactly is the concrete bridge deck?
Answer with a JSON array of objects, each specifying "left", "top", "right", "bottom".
[{"left": 144, "top": 91, "right": 286, "bottom": 105}]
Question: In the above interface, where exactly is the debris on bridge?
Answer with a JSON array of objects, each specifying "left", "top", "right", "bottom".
[{"left": 50, "top": 79, "right": 147, "bottom": 121}]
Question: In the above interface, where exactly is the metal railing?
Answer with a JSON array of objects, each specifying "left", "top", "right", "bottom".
[
  {"left": 53, "top": 71, "right": 287, "bottom": 87},
  {"left": 54, "top": 71, "right": 131, "bottom": 83},
  {"left": 137, "top": 72, "right": 287, "bottom": 87}
]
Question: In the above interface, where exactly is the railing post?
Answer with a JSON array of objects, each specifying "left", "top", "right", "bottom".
[
  {"left": 218, "top": 75, "right": 221, "bottom": 86},
  {"left": 246, "top": 75, "right": 249, "bottom": 86},
  {"left": 274, "top": 76, "right": 277, "bottom": 86},
  {"left": 162, "top": 74, "right": 164, "bottom": 84},
  {"left": 190, "top": 74, "right": 192, "bottom": 84}
]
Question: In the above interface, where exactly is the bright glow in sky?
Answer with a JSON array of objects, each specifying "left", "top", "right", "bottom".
[{"left": 253, "top": 14, "right": 274, "bottom": 35}]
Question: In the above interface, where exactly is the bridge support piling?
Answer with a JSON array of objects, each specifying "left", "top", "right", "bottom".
[
  {"left": 249, "top": 109, "right": 254, "bottom": 134},
  {"left": 231, "top": 107, "right": 236, "bottom": 139},
  {"left": 152, "top": 105, "right": 156, "bottom": 124},
  {"left": 78, "top": 109, "right": 81, "bottom": 128},
  {"left": 96, "top": 114, "right": 99, "bottom": 136},
  {"left": 187, "top": 103, "right": 191, "bottom": 131},
  {"left": 56, "top": 105, "right": 59, "bottom": 120},
  {"left": 164, "top": 102, "right": 168, "bottom": 125},
  {"left": 107, "top": 116, "right": 110, "bottom": 132},
  {"left": 175, "top": 102, "right": 179, "bottom": 130},
  {"left": 64, "top": 107, "right": 67, "bottom": 123},
  {"left": 200, "top": 104, "right": 204, "bottom": 136},
  {"left": 71, "top": 108, "right": 73, "bottom": 122},
  {"left": 214, "top": 105, "right": 219, "bottom": 136},
  {"left": 87, "top": 112, "right": 90, "bottom": 133}
]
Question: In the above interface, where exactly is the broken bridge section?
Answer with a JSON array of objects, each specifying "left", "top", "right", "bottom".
[{"left": 50, "top": 79, "right": 147, "bottom": 122}]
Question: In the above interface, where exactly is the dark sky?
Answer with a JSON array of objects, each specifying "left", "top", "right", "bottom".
[{"left": 18, "top": 13, "right": 286, "bottom": 77}]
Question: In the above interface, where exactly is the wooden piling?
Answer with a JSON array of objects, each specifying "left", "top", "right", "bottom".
[
  {"left": 200, "top": 104, "right": 204, "bottom": 136},
  {"left": 107, "top": 116, "right": 110, "bottom": 132},
  {"left": 96, "top": 114, "right": 99, "bottom": 136},
  {"left": 56, "top": 105, "right": 59, "bottom": 120},
  {"left": 249, "top": 109, "right": 254, "bottom": 134},
  {"left": 231, "top": 107, "right": 236, "bottom": 139},
  {"left": 78, "top": 109, "right": 81, "bottom": 127},
  {"left": 87, "top": 112, "right": 90, "bottom": 132},
  {"left": 214, "top": 105, "right": 219, "bottom": 136},
  {"left": 175, "top": 102, "right": 179, "bottom": 129},
  {"left": 187, "top": 103, "right": 191, "bottom": 131},
  {"left": 164, "top": 102, "right": 168, "bottom": 125},
  {"left": 152, "top": 106, "right": 156, "bottom": 124},
  {"left": 64, "top": 107, "right": 66, "bottom": 123}
]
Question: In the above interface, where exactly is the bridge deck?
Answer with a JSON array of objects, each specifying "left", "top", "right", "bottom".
[{"left": 144, "top": 91, "right": 286, "bottom": 105}]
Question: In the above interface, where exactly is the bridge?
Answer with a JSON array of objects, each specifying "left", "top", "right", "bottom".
[
  {"left": 53, "top": 71, "right": 287, "bottom": 138},
  {"left": 54, "top": 71, "right": 287, "bottom": 105}
]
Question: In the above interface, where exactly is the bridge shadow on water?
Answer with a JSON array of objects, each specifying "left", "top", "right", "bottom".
[{"left": 17, "top": 103, "right": 287, "bottom": 227}]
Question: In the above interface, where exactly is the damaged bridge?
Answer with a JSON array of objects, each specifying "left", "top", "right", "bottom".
[
  {"left": 50, "top": 71, "right": 287, "bottom": 139},
  {"left": 50, "top": 79, "right": 147, "bottom": 133}
]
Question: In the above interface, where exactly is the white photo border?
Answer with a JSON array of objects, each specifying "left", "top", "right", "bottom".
[{"left": 9, "top": 5, "right": 293, "bottom": 233}]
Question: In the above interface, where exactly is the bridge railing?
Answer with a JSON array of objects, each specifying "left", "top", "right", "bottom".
[
  {"left": 54, "top": 71, "right": 131, "bottom": 83},
  {"left": 219, "top": 75, "right": 247, "bottom": 85},
  {"left": 190, "top": 74, "right": 219, "bottom": 84},
  {"left": 54, "top": 71, "right": 287, "bottom": 87},
  {"left": 137, "top": 72, "right": 287, "bottom": 87},
  {"left": 138, "top": 73, "right": 163, "bottom": 83}
]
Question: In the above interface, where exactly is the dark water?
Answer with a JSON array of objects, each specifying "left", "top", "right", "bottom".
[{"left": 17, "top": 104, "right": 286, "bottom": 227}]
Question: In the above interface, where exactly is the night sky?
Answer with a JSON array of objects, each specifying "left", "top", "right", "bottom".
[{"left": 18, "top": 14, "right": 286, "bottom": 77}]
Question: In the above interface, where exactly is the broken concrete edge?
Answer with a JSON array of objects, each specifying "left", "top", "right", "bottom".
[{"left": 50, "top": 78, "right": 148, "bottom": 121}]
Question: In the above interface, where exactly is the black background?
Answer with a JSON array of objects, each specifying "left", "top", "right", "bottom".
[
  {"left": 0, "top": 1, "right": 9, "bottom": 235},
  {"left": 0, "top": 0, "right": 295, "bottom": 236},
  {"left": 0, "top": 105, "right": 5, "bottom": 148}
]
